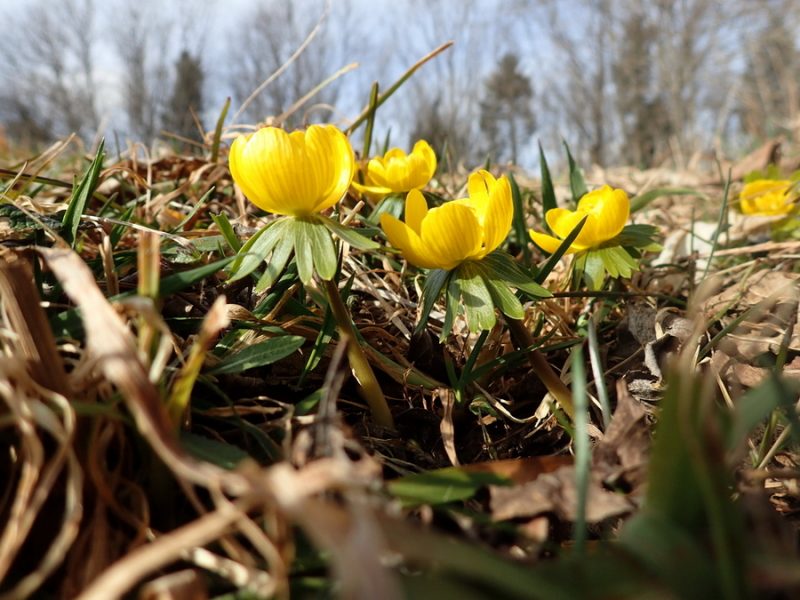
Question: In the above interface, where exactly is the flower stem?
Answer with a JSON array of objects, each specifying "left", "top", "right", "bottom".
[
  {"left": 322, "top": 278, "right": 395, "bottom": 429},
  {"left": 505, "top": 316, "right": 575, "bottom": 419}
]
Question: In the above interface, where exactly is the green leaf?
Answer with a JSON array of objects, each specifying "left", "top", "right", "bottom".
[
  {"left": 321, "top": 215, "right": 380, "bottom": 250},
  {"left": 619, "top": 513, "right": 721, "bottom": 600},
  {"left": 295, "top": 389, "right": 322, "bottom": 416},
  {"left": 634, "top": 365, "right": 750, "bottom": 599},
  {"left": 455, "top": 262, "right": 496, "bottom": 332},
  {"left": 210, "top": 97, "right": 231, "bottom": 164},
  {"left": 208, "top": 335, "right": 305, "bottom": 375},
  {"left": 743, "top": 165, "right": 782, "bottom": 183},
  {"left": 598, "top": 246, "right": 638, "bottom": 278},
  {"left": 173, "top": 235, "right": 225, "bottom": 256},
  {"left": 481, "top": 252, "right": 550, "bottom": 297},
  {"left": 538, "top": 141, "right": 557, "bottom": 223},
  {"left": 483, "top": 277, "right": 524, "bottom": 320},
  {"left": 533, "top": 215, "right": 588, "bottom": 284},
  {"left": 509, "top": 173, "right": 531, "bottom": 263},
  {"left": 729, "top": 374, "right": 800, "bottom": 452},
  {"left": 362, "top": 81, "right": 380, "bottom": 158},
  {"left": 292, "top": 219, "right": 315, "bottom": 284},
  {"left": 109, "top": 204, "right": 135, "bottom": 248},
  {"left": 160, "top": 256, "right": 236, "bottom": 297},
  {"left": 388, "top": 467, "right": 510, "bottom": 505},
  {"left": 300, "top": 275, "right": 355, "bottom": 382},
  {"left": 577, "top": 251, "right": 605, "bottom": 291},
  {"left": 604, "top": 223, "right": 660, "bottom": 249},
  {"left": 255, "top": 234, "right": 294, "bottom": 292},
  {"left": 229, "top": 218, "right": 289, "bottom": 281},
  {"left": 304, "top": 218, "right": 338, "bottom": 281},
  {"left": 630, "top": 187, "right": 708, "bottom": 213},
  {"left": 415, "top": 269, "right": 451, "bottom": 334},
  {"left": 212, "top": 211, "right": 242, "bottom": 252},
  {"left": 62, "top": 140, "right": 105, "bottom": 246},
  {"left": 170, "top": 187, "right": 214, "bottom": 233},
  {"left": 563, "top": 140, "right": 588, "bottom": 203},
  {"left": 367, "top": 193, "right": 405, "bottom": 225},
  {"left": 181, "top": 431, "right": 248, "bottom": 470},
  {"left": 577, "top": 246, "right": 640, "bottom": 288},
  {"left": 442, "top": 275, "right": 461, "bottom": 341}
]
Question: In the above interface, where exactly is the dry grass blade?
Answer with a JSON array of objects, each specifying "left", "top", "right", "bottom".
[
  {"left": 166, "top": 295, "right": 230, "bottom": 427},
  {"left": 0, "top": 250, "right": 82, "bottom": 599},
  {"left": 231, "top": 0, "right": 331, "bottom": 123},
  {"left": 36, "top": 246, "right": 248, "bottom": 495},
  {"left": 0, "top": 372, "right": 83, "bottom": 600},
  {"left": 0, "top": 249, "right": 69, "bottom": 395},
  {"left": 76, "top": 497, "right": 263, "bottom": 600}
]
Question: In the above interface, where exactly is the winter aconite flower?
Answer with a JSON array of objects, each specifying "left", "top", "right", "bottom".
[
  {"left": 381, "top": 169, "right": 512, "bottom": 270},
  {"left": 353, "top": 140, "right": 437, "bottom": 199},
  {"left": 228, "top": 124, "right": 375, "bottom": 289},
  {"left": 529, "top": 185, "right": 630, "bottom": 254},
  {"left": 229, "top": 124, "right": 355, "bottom": 216},
  {"left": 739, "top": 179, "right": 797, "bottom": 217},
  {"left": 228, "top": 124, "right": 391, "bottom": 428}
]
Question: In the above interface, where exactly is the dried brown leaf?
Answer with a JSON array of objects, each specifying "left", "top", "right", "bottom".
[
  {"left": 437, "top": 387, "right": 459, "bottom": 466},
  {"left": 490, "top": 465, "right": 634, "bottom": 523},
  {"left": 593, "top": 380, "right": 651, "bottom": 493}
]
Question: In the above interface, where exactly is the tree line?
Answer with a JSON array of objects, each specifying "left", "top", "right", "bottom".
[{"left": 0, "top": 0, "right": 798, "bottom": 169}]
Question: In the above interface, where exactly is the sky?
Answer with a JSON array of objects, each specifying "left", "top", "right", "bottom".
[{"left": 2, "top": 0, "right": 783, "bottom": 170}]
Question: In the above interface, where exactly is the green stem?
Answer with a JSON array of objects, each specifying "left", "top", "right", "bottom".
[
  {"left": 322, "top": 278, "right": 395, "bottom": 429},
  {"left": 505, "top": 316, "right": 575, "bottom": 419}
]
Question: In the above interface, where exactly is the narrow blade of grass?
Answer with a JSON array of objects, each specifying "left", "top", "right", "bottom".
[
  {"left": 208, "top": 335, "right": 305, "bottom": 376},
  {"left": 539, "top": 141, "right": 557, "bottom": 220},
  {"left": 509, "top": 172, "right": 532, "bottom": 264},
  {"left": 62, "top": 140, "right": 105, "bottom": 246}
]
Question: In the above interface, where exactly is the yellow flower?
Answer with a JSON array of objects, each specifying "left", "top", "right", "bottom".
[
  {"left": 739, "top": 179, "right": 797, "bottom": 216},
  {"left": 529, "top": 185, "right": 629, "bottom": 254},
  {"left": 229, "top": 124, "right": 355, "bottom": 216},
  {"left": 381, "top": 170, "right": 512, "bottom": 270},
  {"left": 353, "top": 140, "right": 437, "bottom": 199}
]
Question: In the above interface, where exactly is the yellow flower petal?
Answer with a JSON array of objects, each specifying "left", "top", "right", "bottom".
[
  {"left": 306, "top": 125, "right": 356, "bottom": 213},
  {"left": 250, "top": 127, "right": 300, "bottom": 215},
  {"left": 420, "top": 202, "right": 483, "bottom": 270},
  {"left": 355, "top": 140, "right": 437, "bottom": 198},
  {"left": 739, "top": 179, "right": 796, "bottom": 216},
  {"left": 230, "top": 134, "right": 273, "bottom": 211},
  {"left": 576, "top": 186, "right": 629, "bottom": 244},
  {"left": 381, "top": 169, "right": 509, "bottom": 270},
  {"left": 411, "top": 140, "right": 437, "bottom": 184},
  {"left": 229, "top": 124, "right": 354, "bottom": 216},
  {"left": 351, "top": 178, "right": 391, "bottom": 200},
  {"left": 467, "top": 169, "right": 493, "bottom": 209},
  {"left": 381, "top": 213, "right": 439, "bottom": 269},
  {"left": 547, "top": 208, "right": 591, "bottom": 250},
  {"left": 405, "top": 188, "right": 428, "bottom": 234},
  {"left": 532, "top": 185, "right": 631, "bottom": 254},
  {"left": 482, "top": 174, "right": 513, "bottom": 255}
]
